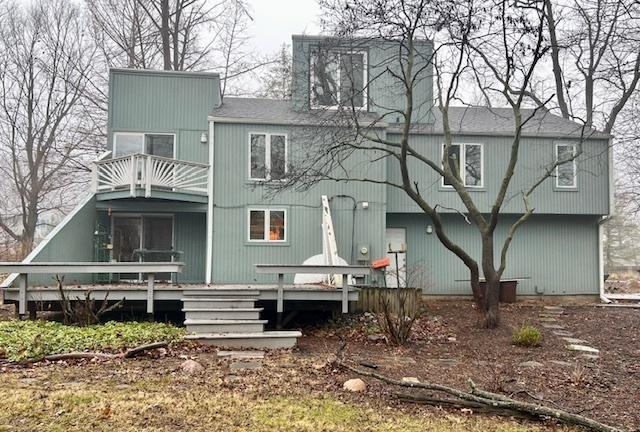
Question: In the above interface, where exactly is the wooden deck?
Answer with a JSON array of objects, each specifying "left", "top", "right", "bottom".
[{"left": 2, "top": 283, "right": 360, "bottom": 313}]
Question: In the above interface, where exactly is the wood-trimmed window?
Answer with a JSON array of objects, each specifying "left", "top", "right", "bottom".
[
  {"left": 442, "top": 143, "right": 484, "bottom": 188},
  {"left": 248, "top": 208, "right": 287, "bottom": 242},
  {"left": 249, "top": 133, "right": 287, "bottom": 181},
  {"left": 555, "top": 143, "right": 577, "bottom": 188}
]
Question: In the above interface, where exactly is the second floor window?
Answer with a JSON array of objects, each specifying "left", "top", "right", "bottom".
[
  {"left": 250, "top": 133, "right": 287, "bottom": 181},
  {"left": 442, "top": 143, "right": 483, "bottom": 188},
  {"left": 113, "top": 132, "right": 175, "bottom": 158},
  {"left": 310, "top": 49, "right": 367, "bottom": 108},
  {"left": 555, "top": 144, "right": 577, "bottom": 188}
]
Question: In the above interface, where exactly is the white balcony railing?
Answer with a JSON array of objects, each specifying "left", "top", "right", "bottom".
[{"left": 93, "top": 153, "right": 209, "bottom": 197}]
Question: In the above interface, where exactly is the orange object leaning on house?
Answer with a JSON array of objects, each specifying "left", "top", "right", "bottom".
[{"left": 371, "top": 257, "right": 390, "bottom": 269}]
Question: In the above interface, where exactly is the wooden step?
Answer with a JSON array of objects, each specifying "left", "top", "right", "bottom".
[
  {"left": 181, "top": 298, "right": 257, "bottom": 309},
  {"left": 184, "top": 331, "right": 302, "bottom": 349},
  {"left": 184, "top": 319, "right": 267, "bottom": 333},
  {"left": 183, "top": 307, "right": 263, "bottom": 320}
]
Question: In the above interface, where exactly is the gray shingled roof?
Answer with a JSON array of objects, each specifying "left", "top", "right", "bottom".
[{"left": 210, "top": 97, "right": 608, "bottom": 139}]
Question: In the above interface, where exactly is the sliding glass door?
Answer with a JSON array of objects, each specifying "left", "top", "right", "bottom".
[{"left": 112, "top": 215, "right": 174, "bottom": 281}]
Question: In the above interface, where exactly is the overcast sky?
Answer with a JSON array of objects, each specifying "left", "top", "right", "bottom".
[{"left": 246, "top": 0, "right": 322, "bottom": 53}]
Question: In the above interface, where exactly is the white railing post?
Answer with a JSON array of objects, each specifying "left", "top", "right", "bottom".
[
  {"left": 145, "top": 155, "right": 153, "bottom": 198},
  {"left": 129, "top": 154, "right": 136, "bottom": 197}
]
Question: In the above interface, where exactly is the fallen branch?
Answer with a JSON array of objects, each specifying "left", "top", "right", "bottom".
[
  {"left": 335, "top": 359, "right": 622, "bottom": 432},
  {"left": 29, "top": 341, "right": 170, "bottom": 363}
]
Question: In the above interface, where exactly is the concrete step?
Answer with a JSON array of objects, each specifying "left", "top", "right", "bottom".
[
  {"left": 185, "top": 331, "right": 302, "bottom": 349},
  {"left": 185, "top": 319, "right": 267, "bottom": 333},
  {"left": 183, "top": 289, "right": 260, "bottom": 297},
  {"left": 181, "top": 298, "right": 257, "bottom": 309},
  {"left": 183, "top": 308, "right": 263, "bottom": 320}
]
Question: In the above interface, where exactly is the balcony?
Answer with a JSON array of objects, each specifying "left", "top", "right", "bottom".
[{"left": 93, "top": 153, "right": 209, "bottom": 200}]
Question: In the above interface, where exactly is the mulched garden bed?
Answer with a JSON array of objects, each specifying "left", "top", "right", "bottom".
[{"left": 298, "top": 300, "right": 640, "bottom": 430}]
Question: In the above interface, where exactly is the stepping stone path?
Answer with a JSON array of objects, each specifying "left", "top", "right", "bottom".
[
  {"left": 217, "top": 350, "right": 265, "bottom": 359},
  {"left": 539, "top": 306, "right": 602, "bottom": 361},
  {"left": 542, "top": 323, "right": 565, "bottom": 329},
  {"left": 552, "top": 330, "right": 574, "bottom": 337},
  {"left": 566, "top": 344, "right": 599, "bottom": 354}
]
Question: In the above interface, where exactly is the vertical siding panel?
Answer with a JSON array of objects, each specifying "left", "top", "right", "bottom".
[
  {"left": 388, "top": 213, "right": 599, "bottom": 296},
  {"left": 211, "top": 122, "right": 387, "bottom": 284},
  {"left": 108, "top": 70, "right": 218, "bottom": 164},
  {"left": 174, "top": 213, "right": 206, "bottom": 283}
]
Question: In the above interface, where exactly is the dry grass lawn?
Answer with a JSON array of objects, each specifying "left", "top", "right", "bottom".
[{"left": 0, "top": 355, "right": 559, "bottom": 432}]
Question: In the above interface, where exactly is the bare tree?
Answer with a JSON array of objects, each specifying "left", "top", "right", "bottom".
[
  {"left": 274, "top": 0, "right": 599, "bottom": 328},
  {"left": 539, "top": 0, "right": 640, "bottom": 133},
  {"left": 0, "top": 0, "right": 99, "bottom": 256},
  {"left": 258, "top": 44, "right": 293, "bottom": 100}
]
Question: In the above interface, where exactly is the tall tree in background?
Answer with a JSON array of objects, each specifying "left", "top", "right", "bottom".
[
  {"left": 259, "top": 44, "right": 292, "bottom": 100},
  {"left": 0, "top": 0, "right": 99, "bottom": 256},
  {"left": 538, "top": 0, "right": 639, "bottom": 134}
]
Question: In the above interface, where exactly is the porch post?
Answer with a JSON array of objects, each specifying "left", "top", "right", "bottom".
[
  {"left": 18, "top": 273, "right": 27, "bottom": 319},
  {"left": 146, "top": 273, "right": 155, "bottom": 315},
  {"left": 145, "top": 155, "right": 152, "bottom": 198},
  {"left": 342, "top": 274, "right": 349, "bottom": 314},
  {"left": 129, "top": 154, "right": 136, "bottom": 197},
  {"left": 276, "top": 273, "right": 284, "bottom": 329}
]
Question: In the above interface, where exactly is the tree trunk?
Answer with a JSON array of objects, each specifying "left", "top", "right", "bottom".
[
  {"left": 480, "top": 233, "right": 500, "bottom": 328},
  {"left": 160, "top": 0, "right": 172, "bottom": 70}
]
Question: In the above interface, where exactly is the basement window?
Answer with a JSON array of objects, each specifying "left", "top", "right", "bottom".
[
  {"left": 310, "top": 49, "right": 367, "bottom": 108},
  {"left": 248, "top": 209, "right": 286, "bottom": 242},
  {"left": 555, "top": 143, "right": 577, "bottom": 188},
  {"left": 442, "top": 143, "right": 484, "bottom": 188},
  {"left": 249, "top": 133, "right": 287, "bottom": 181}
]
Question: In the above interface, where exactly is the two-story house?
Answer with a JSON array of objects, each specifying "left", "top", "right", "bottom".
[{"left": 1, "top": 35, "right": 611, "bottom": 348}]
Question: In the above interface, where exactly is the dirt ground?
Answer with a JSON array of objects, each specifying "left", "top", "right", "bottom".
[
  {"left": 0, "top": 301, "right": 637, "bottom": 431},
  {"left": 605, "top": 270, "right": 640, "bottom": 294},
  {"left": 299, "top": 301, "right": 639, "bottom": 430}
]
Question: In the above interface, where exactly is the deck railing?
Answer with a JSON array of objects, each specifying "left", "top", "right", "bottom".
[{"left": 93, "top": 153, "right": 209, "bottom": 197}]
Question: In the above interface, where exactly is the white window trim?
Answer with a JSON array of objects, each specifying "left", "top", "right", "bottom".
[
  {"left": 113, "top": 132, "right": 177, "bottom": 159},
  {"left": 555, "top": 142, "right": 577, "bottom": 189},
  {"left": 247, "top": 208, "right": 287, "bottom": 243},
  {"left": 309, "top": 49, "right": 368, "bottom": 110},
  {"left": 441, "top": 143, "right": 484, "bottom": 188},
  {"left": 247, "top": 132, "right": 288, "bottom": 182}
]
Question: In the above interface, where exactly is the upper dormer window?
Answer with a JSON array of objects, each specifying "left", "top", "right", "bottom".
[{"left": 310, "top": 49, "right": 367, "bottom": 108}]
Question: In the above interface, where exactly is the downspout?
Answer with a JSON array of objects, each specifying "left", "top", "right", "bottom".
[
  {"left": 598, "top": 136, "right": 615, "bottom": 303},
  {"left": 205, "top": 120, "right": 215, "bottom": 284}
]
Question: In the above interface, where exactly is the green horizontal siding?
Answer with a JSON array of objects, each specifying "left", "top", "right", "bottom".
[
  {"left": 386, "top": 134, "right": 609, "bottom": 215},
  {"left": 388, "top": 213, "right": 600, "bottom": 296}
]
